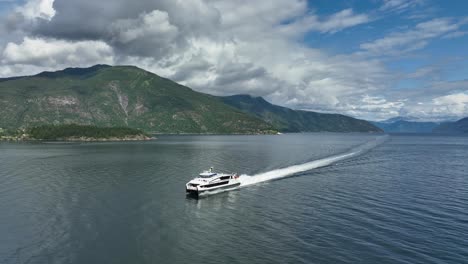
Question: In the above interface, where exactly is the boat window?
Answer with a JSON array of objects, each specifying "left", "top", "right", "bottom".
[
  {"left": 220, "top": 176, "right": 230, "bottom": 180},
  {"left": 199, "top": 173, "right": 216, "bottom": 178},
  {"left": 204, "top": 181, "right": 229, "bottom": 188}
]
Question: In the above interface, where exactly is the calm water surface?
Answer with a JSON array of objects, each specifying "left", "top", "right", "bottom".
[{"left": 0, "top": 133, "right": 467, "bottom": 264}]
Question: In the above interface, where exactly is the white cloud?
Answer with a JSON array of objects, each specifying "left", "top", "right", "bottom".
[
  {"left": 278, "top": 8, "right": 370, "bottom": 35},
  {"left": 407, "top": 66, "right": 440, "bottom": 80},
  {"left": 399, "top": 92, "right": 468, "bottom": 121},
  {"left": 433, "top": 92, "right": 468, "bottom": 115},
  {"left": 0, "top": 0, "right": 467, "bottom": 121},
  {"left": 109, "top": 10, "right": 179, "bottom": 57},
  {"left": 0, "top": 0, "right": 393, "bottom": 120},
  {"left": 16, "top": 0, "right": 56, "bottom": 20},
  {"left": 2, "top": 37, "right": 114, "bottom": 66},
  {"left": 360, "top": 18, "right": 465, "bottom": 55},
  {"left": 380, "top": 0, "right": 425, "bottom": 12},
  {"left": 442, "top": 31, "right": 468, "bottom": 39},
  {"left": 111, "top": 10, "right": 177, "bottom": 44},
  {"left": 310, "top": 9, "right": 370, "bottom": 33}
]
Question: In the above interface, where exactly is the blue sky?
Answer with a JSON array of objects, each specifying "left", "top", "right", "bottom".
[
  {"left": 305, "top": 1, "right": 468, "bottom": 77},
  {"left": 0, "top": 0, "right": 467, "bottom": 121}
]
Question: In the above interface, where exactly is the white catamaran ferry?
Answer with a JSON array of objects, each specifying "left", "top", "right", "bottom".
[{"left": 186, "top": 167, "right": 240, "bottom": 196}]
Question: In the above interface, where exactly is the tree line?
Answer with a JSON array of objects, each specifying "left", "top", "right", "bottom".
[{"left": 26, "top": 124, "right": 147, "bottom": 139}]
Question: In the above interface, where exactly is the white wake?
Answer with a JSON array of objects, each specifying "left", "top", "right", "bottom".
[
  {"left": 239, "top": 135, "right": 388, "bottom": 187},
  {"left": 198, "top": 135, "right": 388, "bottom": 197}
]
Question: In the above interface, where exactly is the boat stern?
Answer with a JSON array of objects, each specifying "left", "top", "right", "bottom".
[{"left": 186, "top": 182, "right": 200, "bottom": 195}]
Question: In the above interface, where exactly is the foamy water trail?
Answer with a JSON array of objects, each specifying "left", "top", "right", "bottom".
[
  {"left": 239, "top": 135, "right": 388, "bottom": 187},
  {"left": 197, "top": 135, "right": 388, "bottom": 197}
]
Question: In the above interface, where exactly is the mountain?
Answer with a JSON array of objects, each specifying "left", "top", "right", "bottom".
[
  {"left": 372, "top": 118, "right": 439, "bottom": 133},
  {"left": 221, "top": 95, "right": 381, "bottom": 132},
  {"left": 381, "top": 116, "right": 422, "bottom": 123},
  {"left": 0, "top": 65, "right": 381, "bottom": 134},
  {"left": 0, "top": 65, "right": 275, "bottom": 134},
  {"left": 433, "top": 117, "right": 468, "bottom": 133}
]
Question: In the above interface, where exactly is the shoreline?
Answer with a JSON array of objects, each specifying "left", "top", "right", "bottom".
[
  {"left": 1, "top": 131, "right": 388, "bottom": 142},
  {"left": 0, "top": 135, "right": 155, "bottom": 142}
]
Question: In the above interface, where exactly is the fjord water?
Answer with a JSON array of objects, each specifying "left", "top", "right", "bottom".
[{"left": 1, "top": 134, "right": 467, "bottom": 264}]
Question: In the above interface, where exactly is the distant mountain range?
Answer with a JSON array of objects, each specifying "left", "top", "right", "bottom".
[
  {"left": 372, "top": 116, "right": 468, "bottom": 134},
  {"left": 0, "top": 65, "right": 381, "bottom": 134},
  {"left": 433, "top": 117, "right": 468, "bottom": 134},
  {"left": 372, "top": 117, "right": 440, "bottom": 133}
]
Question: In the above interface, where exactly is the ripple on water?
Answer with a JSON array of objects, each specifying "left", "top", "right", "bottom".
[{"left": 1, "top": 134, "right": 468, "bottom": 264}]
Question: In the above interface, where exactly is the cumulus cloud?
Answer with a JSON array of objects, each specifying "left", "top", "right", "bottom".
[
  {"left": 399, "top": 92, "right": 468, "bottom": 121},
  {"left": 432, "top": 93, "right": 468, "bottom": 116},
  {"left": 16, "top": 0, "right": 56, "bottom": 20},
  {"left": 343, "top": 95, "right": 405, "bottom": 120},
  {"left": 0, "top": 0, "right": 54, "bottom": 36},
  {"left": 0, "top": 0, "right": 467, "bottom": 121},
  {"left": 28, "top": 0, "right": 220, "bottom": 42},
  {"left": 109, "top": 10, "right": 179, "bottom": 57},
  {"left": 2, "top": 37, "right": 114, "bottom": 66}
]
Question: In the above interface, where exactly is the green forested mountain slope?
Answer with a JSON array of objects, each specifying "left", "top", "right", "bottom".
[
  {"left": 0, "top": 65, "right": 274, "bottom": 134},
  {"left": 0, "top": 65, "right": 381, "bottom": 133},
  {"left": 221, "top": 95, "right": 381, "bottom": 132}
]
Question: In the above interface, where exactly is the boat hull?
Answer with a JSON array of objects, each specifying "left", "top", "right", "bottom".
[{"left": 186, "top": 182, "right": 241, "bottom": 197}]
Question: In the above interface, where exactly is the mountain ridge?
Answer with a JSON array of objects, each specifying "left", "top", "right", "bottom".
[
  {"left": 372, "top": 119, "right": 440, "bottom": 133},
  {"left": 0, "top": 65, "right": 381, "bottom": 133},
  {"left": 0, "top": 65, "right": 275, "bottom": 134},
  {"left": 433, "top": 117, "right": 468, "bottom": 133},
  {"left": 222, "top": 94, "right": 381, "bottom": 132}
]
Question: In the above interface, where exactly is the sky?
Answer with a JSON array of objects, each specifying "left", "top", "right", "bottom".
[{"left": 0, "top": 0, "right": 467, "bottom": 121}]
